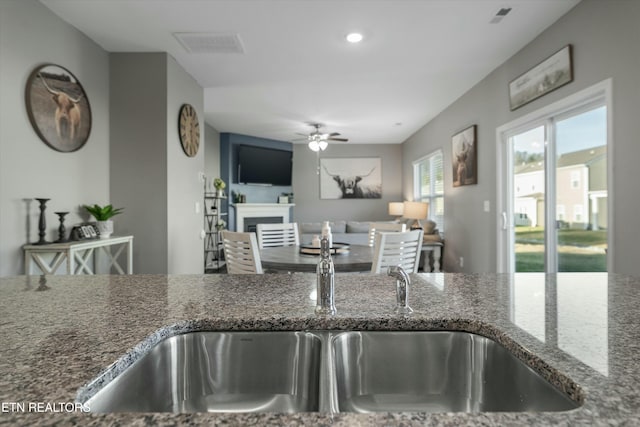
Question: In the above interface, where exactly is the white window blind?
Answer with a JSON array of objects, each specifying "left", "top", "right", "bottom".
[{"left": 413, "top": 150, "right": 444, "bottom": 232}]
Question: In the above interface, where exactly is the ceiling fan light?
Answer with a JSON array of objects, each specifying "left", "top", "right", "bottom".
[
  {"left": 346, "top": 32, "right": 363, "bottom": 43},
  {"left": 308, "top": 141, "right": 320, "bottom": 152},
  {"left": 319, "top": 140, "right": 328, "bottom": 151}
]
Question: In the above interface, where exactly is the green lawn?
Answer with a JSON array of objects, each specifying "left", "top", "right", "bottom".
[
  {"left": 516, "top": 251, "right": 607, "bottom": 272},
  {"left": 515, "top": 227, "right": 607, "bottom": 246},
  {"left": 515, "top": 227, "right": 607, "bottom": 272}
]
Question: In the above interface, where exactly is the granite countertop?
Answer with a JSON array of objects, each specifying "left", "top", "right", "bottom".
[{"left": 0, "top": 272, "right": 638, "bottom": 425}]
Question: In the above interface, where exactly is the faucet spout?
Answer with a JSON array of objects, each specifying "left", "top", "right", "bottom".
[
  {"left": 387, "top": 265, "right": 413, "bottom": 315},
  {"left": 315, "top": 238, "right": 336, "bottom": 316}
]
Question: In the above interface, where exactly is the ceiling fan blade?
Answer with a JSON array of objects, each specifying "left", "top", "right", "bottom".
[
  {"left": 295, "top": 132, "right": 309, "bottom": 137},
  {"left": 291, "top": 137, "right": 309, "bottom": 142},
  {"left": 328, "top": 137, "right": 349, "bottom": 142},
  {"left": 328, "top": 132, "right": 341, "bottom": 137}
]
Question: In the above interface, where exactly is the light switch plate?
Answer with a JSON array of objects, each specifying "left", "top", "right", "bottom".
[{"left": 484, "top": 200, "right": 490, "bottom": 212}]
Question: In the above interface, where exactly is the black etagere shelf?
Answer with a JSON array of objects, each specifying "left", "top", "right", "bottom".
[{"left": 204, "top": 183, "right": 227, "bottom": 273}]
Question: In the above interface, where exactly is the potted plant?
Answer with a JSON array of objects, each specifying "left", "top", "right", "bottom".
[
  {"left": 84, "top": 204, "right": 124, "bottom": 239},
  {"left": 215, "top": 219, "right": 226, "bottom": 231},
  {"left": 213, "top": 178, "right": 226, "bottom": 198}
]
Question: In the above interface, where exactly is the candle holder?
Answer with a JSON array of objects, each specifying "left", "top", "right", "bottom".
[
  {"left": 34, "top": 198, "right": 50, "bottom": 245},
  {"left": 54, "top": 212, "right": 69, "bottom": 243}
]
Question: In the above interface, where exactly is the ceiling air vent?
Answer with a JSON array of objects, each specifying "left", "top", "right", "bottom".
[
  {"left": 490, "top": 7, "right": 512, "bottom": 24},
  {"left": 173, "top": 32, "right": 245, "bottom": 54}
]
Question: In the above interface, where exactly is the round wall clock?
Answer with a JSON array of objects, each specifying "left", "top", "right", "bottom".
[{"left": 178, "top": 103, "right": 200, "bottom": 157}]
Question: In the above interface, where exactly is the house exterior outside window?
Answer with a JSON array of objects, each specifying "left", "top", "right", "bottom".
[
  {"left": 514, "top": 146, "right": 606, "bottom": 230},
  {"left": 571, "top": 170, "right": 581, "bottom": 189}
]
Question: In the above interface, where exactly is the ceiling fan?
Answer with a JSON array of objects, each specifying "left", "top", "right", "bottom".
[{"left": 294, "top": 123, "right": 348, "bottom": 152}]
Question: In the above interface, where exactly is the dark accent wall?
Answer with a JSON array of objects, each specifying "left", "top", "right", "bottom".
[{"left": 220, "top": 133, "right": 293, "bottom": 231}]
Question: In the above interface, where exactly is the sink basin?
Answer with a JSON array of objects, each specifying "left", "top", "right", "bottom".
[
  {"left": 85, "top": 331, "right": 322, "bottom": 413},
  {"left": 331, "top": 331, "right": 580, "bottom": 413},
  {"left": 81, "top": 330, "right": 580, "bottom": 414}
]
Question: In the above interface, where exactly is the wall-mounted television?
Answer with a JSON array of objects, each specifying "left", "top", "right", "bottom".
[{"left": 237, "top": 145, "right": 292, "bottom": 186}]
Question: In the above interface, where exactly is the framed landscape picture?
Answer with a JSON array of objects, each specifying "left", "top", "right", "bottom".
[
  {"left": 25, "top": 64, "right": 92, "bottom": 152},
  {"left": 509, "top": 45, "right": 573, "bottom": 111},
  {"left": 320, "top": 157, "right": 382, "bottom": 199},
  {"left": 452, "top": 125, "right": 477, "bottom": 187}
]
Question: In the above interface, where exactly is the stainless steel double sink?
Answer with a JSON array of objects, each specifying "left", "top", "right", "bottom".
[{"left": 82, "top": 330, "right": 580, "bottom": 413}]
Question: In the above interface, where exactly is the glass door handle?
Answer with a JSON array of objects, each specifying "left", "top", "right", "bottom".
[{"left": 501, "top": 212, "right": 508, "bottom": 230}]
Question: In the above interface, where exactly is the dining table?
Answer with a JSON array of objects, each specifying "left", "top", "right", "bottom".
[{"left": 259, "top": 244, "right": 374, "bottom": 273}]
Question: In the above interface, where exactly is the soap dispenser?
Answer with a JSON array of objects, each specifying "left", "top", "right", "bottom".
[{"left": 321, "top": 221, "right": 333, "bottom": 248}]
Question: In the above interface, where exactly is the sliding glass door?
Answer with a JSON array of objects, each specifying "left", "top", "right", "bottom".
[
  {"left": 554, "top": 107, "right": 608, "bottom": 272},
  {"left": 510, "top": 125, "right": 546, "bottom": 272},
  {"left": 498, "top": 83, "right": 610, "bottom": 273}
]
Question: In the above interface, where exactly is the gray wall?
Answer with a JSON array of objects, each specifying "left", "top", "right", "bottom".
[
  {"left": 401, "top": 0, "right": 640, "bottom": 274},
  {"left": 111, "top": 53, "right": 204, "bottom": 274},
  {"left": 166, "top": 56, "right": 205, "bottom": 274},
  {"left": 110, "top": 53, "right": 168, "bottom": 274},
  {"left": 0, "top": 0, "right": 110, "bottom": 277},
  {"left": 293, "top": 143, "right": 403, "bottom": 223}
]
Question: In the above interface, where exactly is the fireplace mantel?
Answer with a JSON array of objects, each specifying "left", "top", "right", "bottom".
[{"left": 231, "top": 203, "right": 295, "bottom": 232}]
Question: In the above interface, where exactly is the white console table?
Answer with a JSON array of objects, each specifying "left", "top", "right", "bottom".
[
  {"left": 23, "top": 235, "right": 133, "bottom": 275},
  {"left": 421, "top": 241, "right": 444, "bottom": 272}
]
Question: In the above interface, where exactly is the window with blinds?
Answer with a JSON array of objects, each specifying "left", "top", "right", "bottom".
[{"left": 413, "top": 150, "right": 444, "bottom": 232}]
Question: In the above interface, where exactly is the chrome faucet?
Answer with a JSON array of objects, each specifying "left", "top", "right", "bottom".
[
  {"left": 315, "top": 237, "right": 336, "bottom": 315},
  {"left": 387, "top": 265, "right": 413, "bottom": 315}
]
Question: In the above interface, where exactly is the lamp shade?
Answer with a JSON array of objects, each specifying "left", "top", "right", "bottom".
[
  {"left": 388, "top": 202, "right": 404, "bottom": 216},
  {"left": 403, "top": 201, "right": 428, "bottom": 220}
]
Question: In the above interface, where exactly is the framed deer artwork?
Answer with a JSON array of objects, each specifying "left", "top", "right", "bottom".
[
  {"left": 452, "top": 125, "right": 477, "bottom": 187},
  {"left": 25, "top": 64, "right": 92, "bottom": 152},
  {"left": 319, "top": 157, "right": 382, "bottom": 199}
]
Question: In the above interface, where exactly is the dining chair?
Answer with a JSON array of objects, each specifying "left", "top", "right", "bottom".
[
  {"left": 256, "top": 222, "right": 300, "bottom": 249},
  {"left": 367, "top": 222, "right": 407, "bottom": 247},
  {"left": 371, "top": 229, "right": 424, "bottom": 273},
  {"left": 221, "top": 231, "right": 263, "bottom": 274}
]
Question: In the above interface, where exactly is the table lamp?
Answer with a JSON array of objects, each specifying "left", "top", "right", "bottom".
[
  {"left": 388, "top": 202, "right": 404, "bottom": 220},
  {"left": 403, "top": 201, "right": 429, "bottom": 230}
]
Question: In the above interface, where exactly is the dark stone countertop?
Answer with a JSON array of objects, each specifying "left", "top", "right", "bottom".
[{"left": 0, "top": 272, "right": 638, "bottom": 426}]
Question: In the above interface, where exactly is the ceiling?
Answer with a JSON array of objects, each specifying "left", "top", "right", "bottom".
[{"left": 39, "top": 0, "right": 580, "bottom": 145}]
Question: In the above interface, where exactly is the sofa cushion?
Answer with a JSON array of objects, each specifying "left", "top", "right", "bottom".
[
  {"left": 299, "top": 220, "right": 346, "bottom": 235},
  {"left": 331, "top": 220, "right": 347, "bottom": 233},
  {"left": 333, "top": 233, "right": 370, "bottom": 246},
  {"left": 346, "top": 221, "right": 371, "bottom": 234},
  {"left": 299, "top": 222, "right": 322, "bottom": 234}
]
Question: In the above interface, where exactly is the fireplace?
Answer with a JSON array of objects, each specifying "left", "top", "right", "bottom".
[
  {"left": 244, "top": 216, "right": 283, "bottom": 233},
  {"left": 232, "top": 203, "right": 294, "bottom": 232}
]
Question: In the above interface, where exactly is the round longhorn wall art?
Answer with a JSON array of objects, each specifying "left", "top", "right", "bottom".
[{"left": 25, "top": 64, "right": 92, "bottom": 152}]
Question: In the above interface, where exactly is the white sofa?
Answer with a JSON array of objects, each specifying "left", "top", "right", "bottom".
[
  {"left": 298, "top": 219, "right": 443, "bottom": 271},
  {"left": 298, "top": 220, "right": 374, "bottom": 246},
  {"left": 298, "top": 219, "right": 442, "bottom": 246}
]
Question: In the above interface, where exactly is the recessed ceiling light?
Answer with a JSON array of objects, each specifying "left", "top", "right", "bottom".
[{"left": 346, "top": 32, "right": 363, "bottom": 43}]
